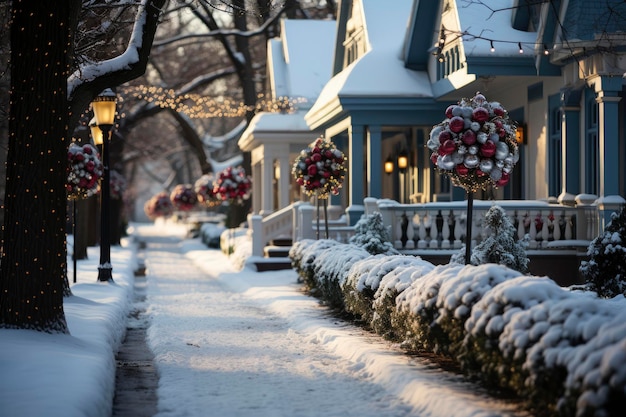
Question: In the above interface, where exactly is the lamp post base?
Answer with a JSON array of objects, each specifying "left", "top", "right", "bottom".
[{"left": 97, "top": 265, "right": 113, "bottom": 282}]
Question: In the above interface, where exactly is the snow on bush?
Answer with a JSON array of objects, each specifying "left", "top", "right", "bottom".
[
  {"left": 497, "top": 292, "right": 626, "bottom": 413},
  {"left": 311, "top": 243, "right": 370, "bottom": 309},
  {"left": 349, "top": 211, "right": 399, "bottom": 255},
  {"left": 342, "top": 255, "right": 431, "bottom": 326},
  {"left": 371, "top": 258, "right": 434, "bottom": 339},
  {"left": 561, "top": 313, "right": 626, "bottom": 417},
  {"left": 462, "top": 276, "right": 570, "bottom": 395},
  {"left": 289, "top": 239, "right": 341, "bottom": 289},
  {"left": 394, "top": 264, "right": 463, "bottom": 353},
  {"left": 395, "top": 263, "right": 521, "bottom": 355},
  {"left": 579, "top": 205, "right": 626, "bottom": 298}
]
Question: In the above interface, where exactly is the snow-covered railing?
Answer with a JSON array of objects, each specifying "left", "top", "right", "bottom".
[
  {"left": 248, "top": 203, "right": 295, "bottom": 257},
  {"left": 374, "top": 198, "right": 599, "bottom": 253},
  {"left": 249, "top": 195, "right": 624, "bottom": 258}
]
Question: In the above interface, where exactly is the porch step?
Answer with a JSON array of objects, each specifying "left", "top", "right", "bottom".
[
  {"left": 253, "top": 257, "right": 293, "bottom": 272},
  {"left": 264, "top": 245, "right": 292, "bottom": 258}
]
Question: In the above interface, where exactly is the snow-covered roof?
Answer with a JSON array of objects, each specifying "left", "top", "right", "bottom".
[
  {"left": 239, "top": 19, "right": 335, "bottom": 151},
  {"left": 268, "top": 19, "right": 336, "bottom": 106},
  {"left": 306, "top": 0, "right": 433, "bottom": 124},
  {"left": 238, "top": 110, "right": 319, "bottom": 151},
  {"left": 455, "top": 0, "right": 538, "bottom": 57}
]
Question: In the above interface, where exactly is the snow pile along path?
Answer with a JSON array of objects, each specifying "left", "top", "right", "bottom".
[{"left": 142, "top": 232, "right": 527, "bottom": 417}]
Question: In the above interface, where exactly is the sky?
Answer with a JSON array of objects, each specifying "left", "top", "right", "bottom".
[{"left": 1, "top": 220, "right": 540, "bottom": 417}]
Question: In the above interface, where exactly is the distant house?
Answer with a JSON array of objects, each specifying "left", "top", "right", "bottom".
[
  {"left": 243, "top": 0, "right": 626, "bottom": 224},
  {"left": 238, "top": 19, "right": 336, "bottom": 215}
]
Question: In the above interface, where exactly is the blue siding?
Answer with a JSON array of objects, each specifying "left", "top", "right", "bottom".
[{"left": 548, "top": 94, "right": 562, "bottom": 197}]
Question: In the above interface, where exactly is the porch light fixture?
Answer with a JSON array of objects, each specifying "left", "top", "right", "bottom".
[
  {"left": 384, "top": 156, "right": 394, "bottom": 175},
  {"left": 397, "top": 150, "right": 408, "bottom": 172},
  {"left": 518, "top": 42, "right": 524, "bottom": 54},
  {"left": 516, "top": 124, "right": 526, "bottom": 145}
]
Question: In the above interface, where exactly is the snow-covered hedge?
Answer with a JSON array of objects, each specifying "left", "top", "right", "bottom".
[{"left": 289, "top": 239, "right": 626, "bottom": 417}]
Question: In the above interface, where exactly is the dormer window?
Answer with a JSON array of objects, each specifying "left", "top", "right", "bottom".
[{"left": 343, "top": 4, "right": 366, "bottom": 67}]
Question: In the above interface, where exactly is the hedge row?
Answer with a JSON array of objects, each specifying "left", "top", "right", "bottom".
[{"left": 289, "top": 239, "right": 626, "bottom": 417}]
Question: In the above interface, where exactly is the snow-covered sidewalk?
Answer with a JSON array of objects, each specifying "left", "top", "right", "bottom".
[{"left": 141, "top": 224, "right": 527, "bottom": 417}]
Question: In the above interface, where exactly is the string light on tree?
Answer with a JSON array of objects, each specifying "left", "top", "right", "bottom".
[{"left": 121, "top": 86, "right": 307, "bottom": 119}]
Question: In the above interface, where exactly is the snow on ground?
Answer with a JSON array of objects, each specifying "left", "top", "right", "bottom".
[{"left": 0, "top": 221, "right": 528, "bottom": 417}]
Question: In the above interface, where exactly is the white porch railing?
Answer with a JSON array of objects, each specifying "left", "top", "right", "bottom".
[
  {"left": 248, "top": 195, "right": 625, "bottom": 258},
  {"left": 375, "top": 199, "right": 598, "bottom": 253}
]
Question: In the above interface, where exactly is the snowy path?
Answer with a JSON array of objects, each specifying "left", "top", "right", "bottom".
[{"left": 139, "top": 229, "right": 527, "bottom": 417}]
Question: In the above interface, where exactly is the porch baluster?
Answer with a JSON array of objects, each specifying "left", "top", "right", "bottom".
[
  {"left": 405, "top": 213, "right": 416, "bottom": 249},
  {"left": 441, "top": 210, "right": 451, "bottom": 249},
  {"left": 453, "top": 210, "right": 463, "bottom": 248},
  {"left": 417, "top": 212, "right": 427, "bottom": 249}
]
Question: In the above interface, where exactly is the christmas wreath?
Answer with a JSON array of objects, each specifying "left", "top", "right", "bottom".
[
  {"left": 292, "top": 137, "right": 346, "bottom": 199},
  {"left": 67, "top": 143, "right": 103, "bottom": 200},
  {"left": 427, "top": 92, "right": 519, "bottom": 192}
]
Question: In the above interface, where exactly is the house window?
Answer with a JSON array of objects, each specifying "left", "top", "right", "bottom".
[
  {"left": 548, "top": 94, "right": 562, "bottom": 197},
  {"left": 584, "top": 88, "right": 599, "bottom": 195}
]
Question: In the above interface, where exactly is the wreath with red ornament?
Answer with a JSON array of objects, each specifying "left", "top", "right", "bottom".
[
  {"left": 292, "top": 137, "right": 346, "bottom": 199},
  {"left": 427, "top": 92, "right": 519, "bottom": 192},
  {"left": 67, "top": 143, "right": 103, "bottom": 200},
  {"left": 170, "top": 184, "right": 198, "bottom": 211},
  {"left": 214, "top": 166, "right": 252, "bottom": 205},
  {"left": 144, "top": 192, "right": 175, "bottom": 220}
]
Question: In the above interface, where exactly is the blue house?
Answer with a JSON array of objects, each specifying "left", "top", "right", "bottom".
[
  {"left": 303, "top": 0, "right": 625, "bottom": 222},
  {"left": 242, "top": 0, "right": 626, "bottom": 279}
]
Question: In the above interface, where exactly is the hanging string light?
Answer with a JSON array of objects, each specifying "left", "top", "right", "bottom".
[{"left": 120, "top": 86, "right": 307, "bottom": 119}]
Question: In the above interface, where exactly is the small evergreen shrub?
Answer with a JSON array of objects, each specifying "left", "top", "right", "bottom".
[
  {"left": 451, "top": 205, "right": 529, "bottom": 273},
  {"left": 461, "top": 276, "right": 568, "bottom": 397},
  {"left": 311, "top": 243, "right": 370, "bottom": 310},
  {"left": 289, "top": 239, "right": 341, "bottom": 290},
  {"left": 349, "top": 211, "right": 399, "bottom": 255},
  {"left": 371, "top": 259, "right": 434, "bottom": 340},
  {"left": 579, "top": 205, "right": 626, "bottom": 298},
  {"left": 394, "top": 264, "right": 463, "bottom": 353}
]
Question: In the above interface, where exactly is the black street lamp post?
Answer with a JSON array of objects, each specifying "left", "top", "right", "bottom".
[{"left": 90, "top": 89, "right": 117, "bottom": 282}]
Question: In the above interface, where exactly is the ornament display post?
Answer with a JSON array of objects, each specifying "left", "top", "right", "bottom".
[
  {"left": 428, "top": 92, "right": 520, "bottom": 264},
  {"left": 67, "top": 142, "right": 104, "bottom": 283},
  {"left": 292, "top": 137, "right": 346, "bottom": 240},
  {"left": 213, "top": 166, "right": 252, "bottom": 255},
  {"left": 465, "top": 191, "right": 473, "bottom": 264}
]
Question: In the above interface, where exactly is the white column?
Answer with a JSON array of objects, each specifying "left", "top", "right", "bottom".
[{"left": 278, "top": 155, "right": 291, "bottom": 208}]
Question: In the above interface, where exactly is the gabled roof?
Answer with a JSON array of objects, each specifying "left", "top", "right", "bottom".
[
  {"left": 268, "top": 19, "right": 336, "bottom": 108},
  {"left": 306, "top": 0, "right": 435, "bottom": 129},
  {"left": 239, "top": 19, "right": 335, "bottom": 151}
]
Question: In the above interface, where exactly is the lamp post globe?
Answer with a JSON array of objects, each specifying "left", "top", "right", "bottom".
[{"left": 91, "top": 89, "right": 117, "bottom": 282}]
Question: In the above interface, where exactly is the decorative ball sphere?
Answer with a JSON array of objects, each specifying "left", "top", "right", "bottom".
[
  {"left": 472, "top": 107, "right": 490, "bottom": 123},
  {"left": 495, "top": 141, "right": 509, "bottom": 160},
  {"left": 464, "top": 154, "right": 479, "bottom": 168},
  {"left": 479, "top": 159, "right": 494, "bottom": 173},
  {"left": 462, "top": 130, "right": 477, "bottom": 145},
  {"left": 438, "top": 154, "right": 456, "bottom": 170},
  {"left": 480, "top": 140, "right": 497, "bottom": 158},
  {"left": 449, "top": 116, "right": 465, "bottom": 133}
]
